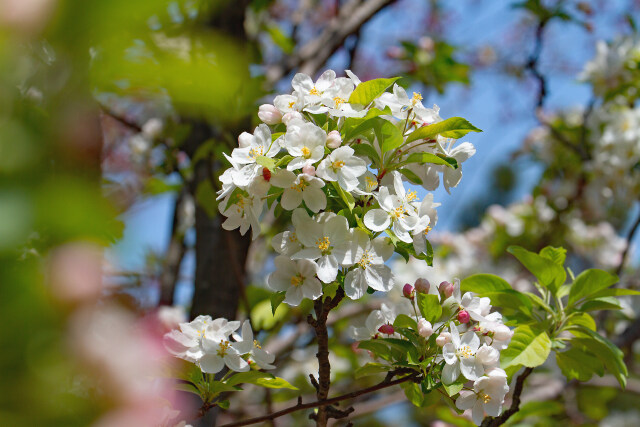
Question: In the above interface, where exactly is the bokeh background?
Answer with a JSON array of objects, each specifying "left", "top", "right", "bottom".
[{"left": 2, "top": 0, "right": 640, "bottom": 426}]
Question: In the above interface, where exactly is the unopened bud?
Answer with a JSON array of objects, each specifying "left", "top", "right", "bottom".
[
  {"left": 282, "top": 111, "right": 303, "bottom": 126},
  {"left": 439, "top": 281, "right": 454, "bottom": 298},
  {"left": 402, "top": 283, "right": 415, "bottom": 299},
  {"left": 493, "top": 325, "right": 513, "bottom": 341},
  {"left": 378, "top": 324, "right": 394, "bottom": 335},
  {"left": 414, "top": 278, "right": 430, "bottom": 294},
  {"left": 326, "top": 130, "right": 342, "bottom": 149},
  {"left": 258, "top": 104, "right": 282, "bottom": 125},
  {"left": 457, "top": 310, "right": 470, "bottom": 324},
  {"left": 436, "top": 332, "right": 451, "bottom": 347},
  {"left": 302, "top": 164, "right": 316, "bottom": 176},
  {"left": 418, "top": 319, "right": 433, "bottom": 338},
  {"left": 262, "top": 167, "right": 272, "bottom": 182}
]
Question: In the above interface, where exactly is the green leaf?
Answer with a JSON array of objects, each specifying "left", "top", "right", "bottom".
[
  {"left": 196, "top": 180, "right": 218, "bottom": 218},
  {"left": 443, "top": 381, "right": 464, "bottom": 397},
  {"left": 479, "top": 290, "right": 533, "bottom": 318},
  {"left": 507, "top": 246, "right": 566, "bottom": 294},
  {"left": 348, "top": 77, "right": 400, "bottom": 106},
  {"left": 394, "top": 314, "right": 418, "bottom": 330},
  {"left": 568, "top": 326, "right": 627, "bottom": 388},
  {"left": 358, "top": 340, "right": 393, "bottom": 362},
  {"left": 539, "top": 246, "right": 567, "bottom": 265},
  {"left": 270, "top": 291, "right": 286, "bottom": 315},
  {"left": 254, "top": 376, "right": 298, "bottom": 390},
  {"left": 352, "top": 143, "right": 380, "bottom": 165},
  {"left": 379, "top": 120, "right": 404, "bottom": 154},
  {"left": 461, "top": 274, "right": 512, "bottom": 293},
  {"left": 579, "top": 297, "right": 622, "bottom": 312},
  {"left": 565, "top": 312, "right": 596, "bottom": 331},
  {"left": 401, "top": 382, "right": 424, "bottom": 407},
  {"left": 226, "top": 371, "right": 273, "bottom": 386},
  {"left": 590, "top": 288, "right": 640, "bottom": 298},
  {"left": 405, "top": 117, "right": 481, "bottom": 143},
  {"left": 217, "top": 400, "right": 230, "bottom": 410},
  {"left": 398, "top": 168, "right": 423, "bottom": 185},
  {"left": 343, "top": 106, "right": 392, "bottom": 140},
  {"left": 500, "top": 325, "right": 551, "bottom": 371},
  {"left": 266, "top": 25, "right": 294, "bottom": 54},
  {"left": 210, "top": 381, "right": 241, "bottom": 393},
  {"left": 567, "top": 269, "right": 619, "bottom": 307},
  {"left": 256, "top": 155, "right": 276, "bottom": 171},
  {"left": 275, "top": 154, "right": 293, "bottom": 167},
  {"left": 252, "top": 298, "right": 288, "bottom": 330},
  {"left": 556, "top": 347, "right": 603, "bottom": 382},
  {"left": 354, "top": 363, "right": 391, "bottom": 379},
  {"left": 417, "top": 294, "right": 442, "bottom": 323},
  {"left": 323, "top": 282, "right": 339, "bottom": 299},
  {"left": 394, "top": 152, "right": 457, "bottom": 170}
]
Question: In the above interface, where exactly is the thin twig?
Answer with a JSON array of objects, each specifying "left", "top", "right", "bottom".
[
  {"left": 615, "top": 202, "right": 640, "bottom": 276},
  {"left": 218, "top": 370, "right": 420, "bottom": 427}
]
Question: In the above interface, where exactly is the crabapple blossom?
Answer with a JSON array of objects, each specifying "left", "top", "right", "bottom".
[
  {"left": 267, "top": 256, "right": 323, "bottom": 306},
  {"left": 316, "top": 146, "right": 367, "bottom": 191}
]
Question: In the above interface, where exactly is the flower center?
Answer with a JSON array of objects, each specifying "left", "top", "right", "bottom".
[
  {"left": 358, "top": 250, "right": 372, "bottom": 268},
  {"left": 301, "top": 146, "right": 311, "bottom": 158},
  {"left": 423, "top": 225, "right": 432, "bottom": 236},
  {"left": 289, "top": 232, "right": 299, "bottom": 243},
  {"left": 290, "top": 273, "right": 304, "bottom": 287},
  {"left": 288, "top": 101, "right": 296, "bottom": 109},
  {"left": 235, "top": 194, "right": 246, "bottom": 214},
  {"left": 249, "top": 146, "right": 264, "bottom": 159},
  {"left": 481, "top": 393, "right": 491, "bottom": 404},
  {"left": 309, "top": 86, "right": 320, "bottom": 96},
  {"left": 316, "top": 236, "right": 330, "bottom": 252},
  {"left": 333, "top": 96, "right": 346, "bottom": 108},
  {"left": 365, "top": 176, "right": 378, "bottom": 191},
  {"left": 291, "top": 180, "right": 308, "bottom": 192},
  {"left": 253, "top": 339, "right": 262, "bottom": 349},
  {"left": 217, "top": 340, "right": 231, "bottom": 357},
  {"left": 332, "top": 160, "right": 345, "bottom": 170},
  {"left": 411, "top": 92, "right": 423, "bottom": 106},
  {"left": 456, "top": 345, "right": 474, "bottom": 359},
  {"left": 391, "top": 206, "right": 406, "bottom": 219},
  {"left": 406, "top": 190, "right": 418, "bottom": 202}
]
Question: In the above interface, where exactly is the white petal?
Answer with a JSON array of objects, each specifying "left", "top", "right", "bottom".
[
  {"left": 442, "top": 362, "right": 460, "bottom": 384},
  {"left": 344, "top": 269, "right": 367, "bottom": 300},
  {"left": 199, "top": 354, "right": 224, "bottom": 374},
  {"left": 364, "top": 209, "right": 390, "bottom": 232},
  {"left": 281, "top": 189, "right": 303, "bottom": 210},
  {"left": 317, "top": 255, "right": 339, "bottom": 283},
  {"left": 303, "top": 187, "right": 327, "bottom": 212},
  {"left": 456, "top": 391, "right": 477, "bottom": 411}
]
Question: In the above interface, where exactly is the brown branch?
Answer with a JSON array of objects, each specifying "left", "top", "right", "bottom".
[
  {"left": 615, "top": 203, "right": 640, "bottom": 276},
  {"left": 266, "top": 0, "right": 396, "bottom": 83},
  {"left": 159, "top": 191, "right": 188, "bottom": 305},
  {"left": 218, "top": 370, "right": 420, "bottom": 427},
  {"left": 481, "top": 367, "right": 534, "bottom": 427}
]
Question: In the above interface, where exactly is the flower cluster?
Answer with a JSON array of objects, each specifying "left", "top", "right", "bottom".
[
  {"left": 351, "top": 278, "right": 514, "bottom": 425},
  {"left": 164, "top": 316, "right": 275, "bottom": 373}
]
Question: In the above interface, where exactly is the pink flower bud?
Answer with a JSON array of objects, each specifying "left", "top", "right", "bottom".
[
  {"left": 414, "top": 278, "right": 430, "bottom": 294},
  {"left": 258, "top": 104, "right": 282, "bottom": 125},
  {"left": 326, "top": 130, "right": 342, "bottom": 149},
  {"left": 457, "top": 310, "right": 470, "bottom": 324},
  {"left": 436, "top": 332, "right": 451, "bottom": 347},
  {"left": 282, "top": 111, "right": 302, "bottom": 126},
  {"left": 493, "top": 325, "right": 513, "bottom": 341},
  {"left": 378, "top": 324, "right": 394, "bottom": 335},
  {"left": 440, "top": 281, "right": 454, "bottom": 298},
  {"left": 418, "top": 319, "right": 433, "bottom": 338},
  {"left": 402, "top": 283, "right": 415, "bottom": 299},
  {"left": 302, "top": 164, "right": 316, "bottom": 176}
]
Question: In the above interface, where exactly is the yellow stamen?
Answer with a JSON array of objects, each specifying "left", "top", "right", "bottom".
[
  {"left": 333, "top": 96, "right": 346, "bottom": 108},
  {"left": 301, "top": 146, "right": 311, "bottom": 158},
  {"left": 290, "top": 180, "right": 308, "bottom": 192},
  {"left": 358, "top": 250, "right": 372, "bottom": 268},
  {"left": 253, "top": 340, "right": 262, "bottom": 349},
  {"left": 217, "top": 340, "right": 231, "bottom": 357},
  {"left": 365, "top": 176, "right": 378, "bottom": 191},
  {"left": 411, "top": 92, "right": 423, "bottom": 105},
  {"left": 424, "top": 225, "right": 432, "bottom": 236},
  {"left": 289, "top": 232, "right": 299, "bottom": 243},
  {"left": 406, "top": 190, "right": 418, "bottom": 202},
  {"left": 481, "top": 393, "right": 491, "bottom": 404},
  {"left": 332, "top": 160, "right": 345, "bottom": 169},
  {"left": 456, "top": 344, "right": 474, "bottom": 359},
  {"left": 309, "top": 86, "right": 320, "bottom": 96},
  {"left": 391, "top": 206, "right": 406, "bottom": 219},
  {"left": 291, "top": 273, "right": 304, "bottom": 287},
  {"left": 316, "top": 236, "right": 330, "bottom": 252},
  {"left": 288, "top": 101, "right": 296, "bottom": 109},
  {"left": 249, "top": 146, "right": 264, "bottom": 159}
]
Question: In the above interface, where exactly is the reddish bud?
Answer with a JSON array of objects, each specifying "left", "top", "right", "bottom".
[
  {"left": 262, "top": 167, "right": 271, "bottom": 182},
  {"left": 414, "top": 278, "right": 430, "bottom": 294},
  {"left": 457, "top": 310, "right": 470, "bottom": 324},
  {"left": 402, "top": 283, "right": 415, "bottom": 299},
  {"left": 439, "top": 281, "right": 454, "bottom": 298},
  {"left": 378, "top": 324, "right": 395, "bottom": 335}
]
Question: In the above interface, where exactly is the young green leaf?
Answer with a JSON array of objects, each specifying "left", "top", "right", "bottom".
[
  {"left": 398, "top": 168, "right": 423, "bottom": 185},
  {"left": 270, "top": 291, "right": 286, "bottom": 315},
  {"left": 567, "top": 269, "right": 618, "bottom": 307},
  {"left": 507, "top": 246, "right": 566, "bottom": 294},
  {"left": 348, "top": 77, "right": 400, "bottom": 106},
  {"left": 405, "top": 117, "right": 482, "bottom": 143},
  {"left": 354, "top": 363, "right": 391, "bottom": 378},
  {"left": 500, "top": 325, "right": 552, "bottom": 371},
  {"left": 417, "top": 294, "right": 442, "bottom": 323},
  {"left": 461, "top": 274, "right": 512, "bottom": 293}
]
